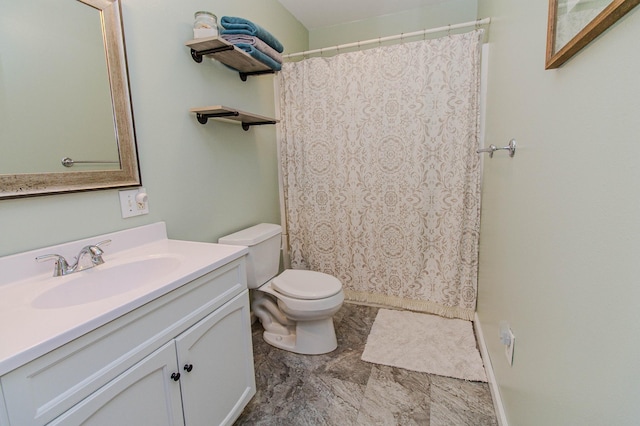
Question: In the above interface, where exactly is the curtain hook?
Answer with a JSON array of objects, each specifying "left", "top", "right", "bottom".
[
  {"left": 378, "top": 36, "right": 381, "bottom": 47},
  {"left": 400, "top": 32, "right": 404, "bottom": 43},
  {"left": 423, "top": 29, "right": 427, "bottom": 40},
  {"left": 447, "top": 24, "right": 452, "bottom": 37}
]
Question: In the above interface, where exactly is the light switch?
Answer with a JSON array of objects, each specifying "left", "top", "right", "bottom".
[{"left": 119, "top": 188, "right": 149, "bottom": 218}]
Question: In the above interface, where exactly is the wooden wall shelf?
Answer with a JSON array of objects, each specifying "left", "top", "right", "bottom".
[
  {"left": 190, "top": 105, "right": 278, "bottom": 130},
  {"left": 185, "top": 37, "right": 275, "bottom": 81}
]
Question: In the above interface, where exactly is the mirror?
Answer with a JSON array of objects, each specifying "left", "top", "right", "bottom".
[
  {"left": 0, "top": 0, "right": 140, "bottom": 199},
  {"left": 546, "top": 0, "right": 640, "bottom": 69}
]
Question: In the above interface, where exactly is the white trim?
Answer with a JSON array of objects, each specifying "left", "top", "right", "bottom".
[
  {"left": 284, "top": 18, "right": 491, "bottom": 59},
  {"left": 479, "top": 43, "right": 489, "bottom": 159},
  {"left": 474, "top": 312, "right": 509, "bottom": 426}
]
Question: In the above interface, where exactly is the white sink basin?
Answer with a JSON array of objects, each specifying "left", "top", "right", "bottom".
[
  {"left": 31, "top": 255, "right": 184, "bottom": 309},
  {"left": 0, "top": 222, "right": 248, "bottom": 376}
]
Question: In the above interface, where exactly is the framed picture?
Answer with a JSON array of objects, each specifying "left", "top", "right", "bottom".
[{"left": 546, "top": 0, "right": 640, "bottom": 69}]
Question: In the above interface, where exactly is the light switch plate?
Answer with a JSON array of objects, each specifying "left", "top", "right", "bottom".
[
  {"left": 119, "top": 189, "right": 149, "bottom": 218},
  {"left": 505, "top": 329, "right": 515, "bottom": 365}
]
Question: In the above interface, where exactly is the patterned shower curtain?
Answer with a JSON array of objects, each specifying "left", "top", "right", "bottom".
[{"left": 277, "top": 30, "right": 483, "bottom": 320}]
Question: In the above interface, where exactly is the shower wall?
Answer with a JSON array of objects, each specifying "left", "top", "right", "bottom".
[{"left": 477, "top": 0, "right": 640, "bottom": 424}]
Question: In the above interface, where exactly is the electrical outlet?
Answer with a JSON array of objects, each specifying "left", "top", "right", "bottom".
[
  {"left": 119, "top": 188, "right": 149, "bottom": 218},
  {"left": 505, "top": 328, "right": 515, "bottom": 365},
  {"left": 135, "top": 189, "right": 149, "bottom": 212}
]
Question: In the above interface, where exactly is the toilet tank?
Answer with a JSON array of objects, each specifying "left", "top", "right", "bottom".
[{"left": 218, "top": 223, "right": 282, "bottom": 289}]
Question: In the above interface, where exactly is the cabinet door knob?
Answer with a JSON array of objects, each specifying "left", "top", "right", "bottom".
[
  {"left": 171, "top": 372, "right": 181, "bottom": 381},
  {"left": 183, "top": 363, "right": 193, "bottom": 372}
]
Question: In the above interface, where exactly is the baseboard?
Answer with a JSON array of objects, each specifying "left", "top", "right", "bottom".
[{"left": 474, "top": 313, "right": 509, "bottom": 426}]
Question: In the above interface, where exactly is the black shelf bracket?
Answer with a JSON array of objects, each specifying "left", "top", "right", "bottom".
[
  {"left": 238, "top": 69, "right": 276, "bottom": 82},
  {"left": 196, "top": 111, "right": 240, "bottom": 125},
  {"left": 190, "top": 45, "right": 235, "bottom": 63},
  {"left": 241, "top": 121, "right": 277, "bottom": 131}
]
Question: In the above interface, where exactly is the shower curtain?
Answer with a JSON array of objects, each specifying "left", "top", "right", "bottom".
[{"left": 277, "top": 30, "right": 483, "bottom": 320}]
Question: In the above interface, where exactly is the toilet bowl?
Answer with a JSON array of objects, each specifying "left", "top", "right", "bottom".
[
  {"left": 254, "top": 270, "right": 344, "bottom": 354},
  {"left": 219, "top": 224, "right": 344, "bottom": 355}
]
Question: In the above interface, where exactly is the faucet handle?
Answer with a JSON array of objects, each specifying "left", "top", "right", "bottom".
[
  {"left": 95, "top": 239, "right": 111, "bottom": 248},
  {"left": 35, "top": 254, "right": 70, "bottom": 277},
  {"left": 36, "top": 253, "right": 67, "bottom": 262},
  {"left": 92, "top": 240, "right": 111, "bottom": 254},
  {"left": 81, "top": 240, "right": 111, "bottom": 267}
]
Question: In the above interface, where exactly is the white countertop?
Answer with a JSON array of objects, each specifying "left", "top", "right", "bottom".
[{"left": 0, "top": 222, "right": 247, "bottom": 376}]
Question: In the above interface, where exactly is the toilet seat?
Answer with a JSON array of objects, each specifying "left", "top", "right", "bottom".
[{"left": 271, "top": 270, "right": 342, "bottom": 300}]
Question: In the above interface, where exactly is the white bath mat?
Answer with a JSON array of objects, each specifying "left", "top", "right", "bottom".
[{"left": 361, "top": 309, "right": 487, "bottom": 382}]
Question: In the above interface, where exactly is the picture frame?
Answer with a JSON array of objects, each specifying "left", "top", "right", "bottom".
[{"left": 546, "top": 0, "right": 640, "bottom": 69}]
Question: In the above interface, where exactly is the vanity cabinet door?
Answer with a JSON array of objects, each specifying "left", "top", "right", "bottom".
[
  {"left": 0, "top": 385, "right": 9, "bottom": 426},
  {"left": 49, "top": 341, "right": 184, "bottom": 426},
  {"left": 175, "top": 291, "right": 255, "bottom": 426}
]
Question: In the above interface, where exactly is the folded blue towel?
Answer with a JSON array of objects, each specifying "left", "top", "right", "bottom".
[
  {"left": 220, "top": 16, "right": 284, "bottom": 53},
  {"left": 221, "top": 35, "right": 283, "bottom": 63},
  {"left": 234, "top": 43, "right": 282, "bottom": 71}
]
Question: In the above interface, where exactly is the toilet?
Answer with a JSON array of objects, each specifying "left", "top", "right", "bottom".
[{"left": 219, "top": 223, "right": 344, "bottom": 355}]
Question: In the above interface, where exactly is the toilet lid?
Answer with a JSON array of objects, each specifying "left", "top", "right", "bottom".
[{"left": 271, "top": 270, "right": 342, "bottom": 300}]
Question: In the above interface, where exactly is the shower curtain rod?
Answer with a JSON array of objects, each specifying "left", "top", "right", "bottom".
[{"left": 283, "top": 17, "right": 490, "bottom": 59}]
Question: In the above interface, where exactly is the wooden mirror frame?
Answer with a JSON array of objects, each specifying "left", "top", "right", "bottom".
[
  {"left": 546, "top": 0, "right": 640, "bottom": 69},
  {"left": 0, "top": 0, "right": 140, "bottom": 199}
]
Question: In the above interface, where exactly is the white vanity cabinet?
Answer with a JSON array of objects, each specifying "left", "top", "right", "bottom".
[
  {"left": 49, "top": 340, "right": 185, "bottom": 426},
  {"left": 175, "top": 293, "right": 255, "bottom": 426},
  {"left": 0, "top": 257, "right": 255, "bottom": 426}
]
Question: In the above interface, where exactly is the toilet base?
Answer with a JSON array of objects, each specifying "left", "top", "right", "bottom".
[{"left": 262, "top": 317, "right": 338, "bottom": 355}]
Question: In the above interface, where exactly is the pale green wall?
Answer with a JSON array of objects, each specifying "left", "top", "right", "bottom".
[
  {"left": 309, "top": 0, "right": 477, "bottom": 49},
  {"left": 6, "top": 1, "right": 640, "bottom": 423},
  {"left": 0, "top": 0, "right": 307, "bottom": 257},
  {"left": 477, "top": 1, "right": 640, "bottom": 424}
]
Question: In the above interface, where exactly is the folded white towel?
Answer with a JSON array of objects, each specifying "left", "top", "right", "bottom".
[{"left": 221, "top": 34, "right": 283, "bottom": 63}]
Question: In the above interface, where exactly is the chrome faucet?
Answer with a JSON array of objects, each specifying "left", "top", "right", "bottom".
[{"left": 36, "top": 240, "right": 111, "bottom": 277}]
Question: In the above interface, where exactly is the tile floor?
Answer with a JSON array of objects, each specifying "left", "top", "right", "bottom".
[{"left": 234, "top": 303, "right": 498, "bottom": 425}]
